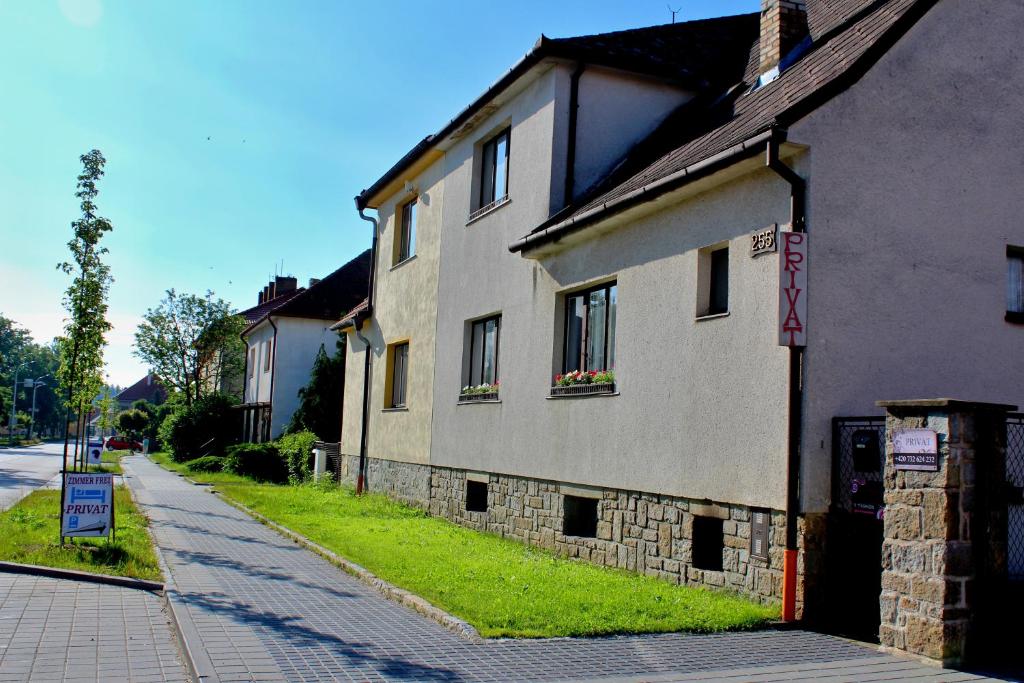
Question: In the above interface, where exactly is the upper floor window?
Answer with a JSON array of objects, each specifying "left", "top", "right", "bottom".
[
  {"left": 1008, "top": 245, "right": 1024, "bottom": 324},
  {"left": 387, "top": 342, "right": 409, "bottom": 408},
  {"left": 468, "top": 315, "right": 500, "bottom": 386},
  {"left": 248, "top": 348, "right": 256, "bottom": 378},
  {"left": 263, "top": 339, "right": 272, "bottom": 371},
  {"left": 480, "top": 128, "right": 510, "bottom": 209},
  {"left": 564, "top": 282, "right": 617, "bottom": 373},
  {"left": 396, "top": 198, "right": 417, "bottom": 265}
]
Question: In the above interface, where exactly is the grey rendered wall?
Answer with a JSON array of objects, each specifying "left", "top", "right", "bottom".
[
  {"left": 433, "top": 149, "right": 795, "bottom": 509},
  {"left": 572, "top": 67, "right": 692, "bottom": 200},
  {"left": 792, "top": 0, "right": 1024, "bottom": 512}
]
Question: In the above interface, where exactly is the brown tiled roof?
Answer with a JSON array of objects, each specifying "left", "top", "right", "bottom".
[
  {"left": 357, "top": 14, "right": 760, "bottom": 210},
  {"left": 115, "top": 373, "right": 167, "bottom": 405},
  {"left": 244, "top": 250, "right": 371, "bottom": 333},
  {"left": 239, "top": 289, "right": 304, "bottom": 326},
  {"left": 514, "top": 0, "right": 938, "bottom": 251},
  {"left": 331, "top": 298, "right": 369, "bottom": 331}
]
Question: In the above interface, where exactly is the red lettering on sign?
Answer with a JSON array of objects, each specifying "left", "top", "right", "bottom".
[{"left": 778, "top": 232, "right": 808, "bottom": 347}]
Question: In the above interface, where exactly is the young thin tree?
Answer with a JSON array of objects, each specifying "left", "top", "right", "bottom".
[
  {"left": 57, "top": 150, "right": 113, "bottom": 483},
  {"left": 133, "top": 290, "right": 239, "bottom": 407}
]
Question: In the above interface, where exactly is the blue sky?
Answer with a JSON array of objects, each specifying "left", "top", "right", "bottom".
[{"left": 0, "top": 0, "right": 757, "bottom": 387}]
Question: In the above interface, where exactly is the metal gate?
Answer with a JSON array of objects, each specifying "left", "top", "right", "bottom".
[
  {"left": 826, "top": 416, "right": 886, "bottom": 641},
  {"left": 1008, "top": 413, "right": 1024, "bottom": 582}
]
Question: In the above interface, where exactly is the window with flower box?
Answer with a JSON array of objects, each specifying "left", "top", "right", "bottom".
[
  {"left": 554, "top": 282, "right": 616, "bottom": 396},
  {"left": 460, "top": 315, "right": 500, "bottom": 402}
]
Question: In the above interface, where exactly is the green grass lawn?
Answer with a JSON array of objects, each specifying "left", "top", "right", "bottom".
[
  {"left": 0, "top": 487, "right": 162, "bottom": 581},
  {"left": 156, "top": 451, "right": 777, "bottom": 638}
]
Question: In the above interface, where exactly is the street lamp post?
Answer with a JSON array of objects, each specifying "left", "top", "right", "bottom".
[
  {"left": 27, "top": 376, "right": 49, "bottom": 441},
  {"left": 8, "top": 362, "right": 27, "bottom": 446}
]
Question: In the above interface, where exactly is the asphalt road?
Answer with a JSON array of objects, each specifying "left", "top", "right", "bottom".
[{"left": 0, "top": 441, "right": 65, "bottom": 511}]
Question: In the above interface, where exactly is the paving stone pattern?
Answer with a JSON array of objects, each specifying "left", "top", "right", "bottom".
[
  {"left": 0, "top": 574, "right": 186, "bottom": 683},
  {"left": 123, "top": 456, "right": 974, "bottom": 683}
]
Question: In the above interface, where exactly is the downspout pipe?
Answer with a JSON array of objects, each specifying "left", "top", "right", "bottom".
[
  {"left": 355, "top": 205, "right": 379, "bottom": 495},
  {"left": 766, "top": 130, "right": 806, "bottom": 623},
  {"left": 563, "top": 63, "right": 585, "bottom": 208}
]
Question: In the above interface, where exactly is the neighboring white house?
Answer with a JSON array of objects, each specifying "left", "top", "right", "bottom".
[{"left": 240, "top": 252, "right": 369, "bottom": 442}]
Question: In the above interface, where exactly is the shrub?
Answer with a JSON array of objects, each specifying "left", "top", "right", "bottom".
[
  {"left": 277, "top": 430, "right": 319, "bottom": 483},
  {"left": 224, "top": 443, "right": 288, "bottom": 483},
  {"left": 183, "top": 455, "right": 225, "bottom": 474},
  {"left": 160, "top": 393, "right": 240, "bottom": 462}
]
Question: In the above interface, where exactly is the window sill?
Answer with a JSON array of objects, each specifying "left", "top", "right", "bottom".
[
  {"left": 466, "top": 196, "right": 510, "bottom": 225},
  {"left": 457, "top": 397, "right": 501, "bottom": 405},
  {"left": 695, "top": 311, "right": 730, "bottom": 322},
  {"left": 390, "top": 254, "right": 417, "bottom": 271},
  {"left": 547, "top": 384, "right": 618, "bottom": 399},
  {"left": 1006, "top": 311, "right": 1024, "bottom": 325},
  {"left": 381, "top": 407, "right": 409, "bottom": 413}
]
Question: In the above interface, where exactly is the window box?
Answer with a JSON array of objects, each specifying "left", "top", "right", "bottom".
[
  {"left": 459, "top": 382, "right": 499, "bottom": 403},
  {"left": 550, "top": 370, "right": 615, "bottom": 397},
  {"left": 549, "top": 382, "right": 615, "bottom": 397}
]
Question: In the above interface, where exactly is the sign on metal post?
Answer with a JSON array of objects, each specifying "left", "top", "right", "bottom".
[
  {"left": 892, "top": 429, "right": 939, "bottom": 472},
  {"left": 778, "top": 231, "right": 808, "bottom": 347},
  {"left": 86, "top": 440, "right": 103, "bottom": 467},
  {"left": 61, "top": 472, "right": 114, "bottom": 539}
]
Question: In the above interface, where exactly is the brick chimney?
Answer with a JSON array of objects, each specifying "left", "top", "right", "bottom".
[
  {"left": 275, "top": 276, "right": 298, "bottom": 295},
  {"left": 760, "top": 0, "right": 808, "bottom": 75},
  {"left": 258, "top": 289, "right": 265, "bottom": 305}
]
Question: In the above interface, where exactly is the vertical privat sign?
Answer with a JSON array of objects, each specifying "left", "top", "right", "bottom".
[{"left": 779, "top": 232, "right": 807, "bottom": 347}]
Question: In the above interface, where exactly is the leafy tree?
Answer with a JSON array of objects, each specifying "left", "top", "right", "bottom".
[
  {"left": 159, "top": 392, "right": 240, "bottom": 461},
  {"left": 0, "top": 319, "right": 63, "bottom": 438},
  {"left": 288, "top": 337, "right": 346, "bottom": 441},
  {"left": 116, "top": 409, "right": 149, "bottom": 438},
  {"left": 133, "top": 290, "right": 241, "bottom": 407},
  {"left": 56, "top": 149, "right": 113, "bottom": 468},
  {"left": 196, "top": 312, "right": 247, "bottom": 398},
  {"left": 95, "top": 389, "right": 117, "bottom": 438}
]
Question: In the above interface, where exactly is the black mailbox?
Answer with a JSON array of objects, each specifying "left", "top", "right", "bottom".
[{"left": 852, "top": 429, "right": 880, "bottom": 473}]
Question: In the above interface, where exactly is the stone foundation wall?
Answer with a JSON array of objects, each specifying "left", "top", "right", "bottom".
[
  {"left": 429, "top": 466, "right": 821, "bottom": 613},
  {"left": 339, "top": 454, "right": 431, "bottom": 509}
]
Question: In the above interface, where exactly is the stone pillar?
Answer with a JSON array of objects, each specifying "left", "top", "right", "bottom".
[{"left": 876, "top": 399, "right": 1014, "bottom": 666}]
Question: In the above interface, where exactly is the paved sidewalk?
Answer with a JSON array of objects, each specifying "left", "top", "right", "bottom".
[
  {"left": 122, "top": 456, "right": 1009, "bottom": 683},
  {"left": 0, "top": 574, "right": 187, "bottom": 682}
]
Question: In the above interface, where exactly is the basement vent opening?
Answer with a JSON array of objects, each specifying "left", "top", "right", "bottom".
[
  {"left": 692, "top": 516, "right": 724, "bottom": 571},
  {"left": 563, "top": 495, "right": 598, "bottom": 538},
  {"left": 465, "top": 479, "right": 488, "bottom": 513}
]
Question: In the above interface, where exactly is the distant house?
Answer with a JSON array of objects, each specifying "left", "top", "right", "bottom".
[
  {"left": 114, "top": 373, "right": 166, "bottom": 410},
  {"left": 239, "top": 252, "right": 370, "bottom": 442}
]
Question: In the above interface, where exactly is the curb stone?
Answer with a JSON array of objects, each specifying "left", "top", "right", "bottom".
[
  {"left": 123, "top": 464, "right": 219, "bottom": 683},
  {"left": 0, "top": 560, "right": 165, "bottom": 592},
  {"left": 214, "top": 492, "right": 483, "bottom": 642}
]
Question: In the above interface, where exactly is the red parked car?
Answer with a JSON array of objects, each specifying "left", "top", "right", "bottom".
[{"left": 105, "top": 437, "right": 143, "bottom": 452}]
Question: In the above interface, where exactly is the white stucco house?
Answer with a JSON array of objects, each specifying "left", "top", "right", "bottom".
[{"left": 240, "top": 252, "right": 369, "bottom": 442}]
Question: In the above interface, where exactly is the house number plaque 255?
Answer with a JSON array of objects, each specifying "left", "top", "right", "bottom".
[{"left": 750, "top": 224, "right": 777, "bottom": 257}]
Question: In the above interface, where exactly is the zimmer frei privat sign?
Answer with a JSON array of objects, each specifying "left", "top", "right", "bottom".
[{"left": 61, "top": 472, "right": 114, "bottom": 539}]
